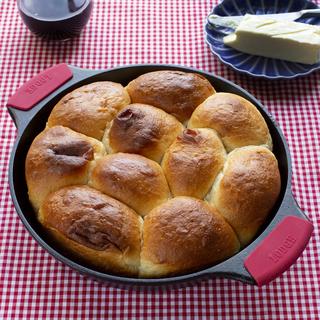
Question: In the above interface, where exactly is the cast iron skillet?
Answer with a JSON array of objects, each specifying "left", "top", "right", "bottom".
[{"left": 7, "top": 64, "right": 313, "bottom": 289}]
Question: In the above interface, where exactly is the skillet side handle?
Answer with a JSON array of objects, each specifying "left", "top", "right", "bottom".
[
  {"left": 7, "top": 63, "right": 73, "bottom": 111},
  {"left": 7, "top": 63, "right": 73, "bottom": 131},
  {"left": 244, "top": 201, "right": 313, "bottom": 287}
]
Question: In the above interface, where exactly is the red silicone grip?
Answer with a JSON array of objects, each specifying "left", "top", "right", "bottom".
[
  {"left": 244, "top": 216, "right": 313, "bottom": 286},
  {"left": 7, "top": 63, "right": 73, "bottom": 110}
]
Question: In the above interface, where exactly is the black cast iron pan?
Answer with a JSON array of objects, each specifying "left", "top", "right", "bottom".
[{"left": 7, "top": 64, "right": 314, "bottom": 289}]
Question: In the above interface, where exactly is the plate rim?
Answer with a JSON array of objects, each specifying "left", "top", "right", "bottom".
[{"left": 205, "top": 0, "right": 320, "bottom": 79}]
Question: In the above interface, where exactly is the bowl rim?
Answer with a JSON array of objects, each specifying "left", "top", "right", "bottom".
[{"left": 204, "top": 0, "right": 320, "bottom": 79}]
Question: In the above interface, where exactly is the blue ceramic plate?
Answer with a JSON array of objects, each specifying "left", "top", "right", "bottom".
[{"left": 205, "top": 0, "right": 320, "bottom": 79}]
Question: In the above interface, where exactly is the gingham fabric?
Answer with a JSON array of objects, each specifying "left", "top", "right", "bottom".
[{"left": 1, "top": 0, "right": 320, "bottom": 319}]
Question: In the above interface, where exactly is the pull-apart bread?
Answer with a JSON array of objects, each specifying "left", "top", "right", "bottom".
[{"left": 25, "top": 70, "right": 280, "bottom": 277}]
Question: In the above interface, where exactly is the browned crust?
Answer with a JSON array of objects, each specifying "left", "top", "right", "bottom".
[
  {"left": 107, "top": 103, "right": 183, "bottom": 162},
  {"left": 48, "top": 82, "right": 131, "bottom": 140},
  {"left": 210, "top": 146, "right": 281, "bottom": 245},
  {"left": 25, "top": 126, "right": 105, "bottom": 211},
  {"left": 162, "top": 128, "right": 226, "bottom": 198},
  {"left": 126, "top": 71, "right": 215, "bottom": 122},
  {"left": 140, "top": 197, "right": 240, "bottom": 277},
  {"left": 189, "top": 92, "right": 272, "bottom": 151},
  {"left": 89, "top": 153, "right": 170, "bottom": 216},
  {"left": 39, "top": 185, "right": 142, "bottom": 276}
]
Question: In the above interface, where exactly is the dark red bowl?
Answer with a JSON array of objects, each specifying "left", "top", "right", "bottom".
[{"left": 7, "top": 64, "right": 313, "bottom": 288}]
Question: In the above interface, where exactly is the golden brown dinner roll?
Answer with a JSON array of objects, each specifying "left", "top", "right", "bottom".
[
  {"left": 188, "top": 92, "right": 272, "bottom": 151},
  {"left": 126, "top": 70, "right": 215, "bottom": 122},
  {"left": 89, "top": 153, "right": 170, "bottom": 216},
  {"left": 39, "top": 186, "right": 142, "bottom": 276},
  {"left": 162, "top": 128, "right": 226, "bottom": 198},
  {"left": 104, "top": 103, "right": 184, "bottom": 162},
  {"left": 209, "top": 146, "right": 281, "bottom": 246},
  {"left": 140, "top": 197, "right": 240, "bottom": 277},
  {"left": 25, "top": 126, "right": 105, "bottom": 211},
  {"left": 47, "top": 82, "right": 131, "bottom": 140}
]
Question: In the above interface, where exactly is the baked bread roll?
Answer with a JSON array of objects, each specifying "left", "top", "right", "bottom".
[
  {"left": 209, "top": 146, "right": 281, "bottom": 245},
  {"left": 89, "top": 153, "right": 170, "bottom": 216},
  {"left": 25, "top": 71, "right": 281, "bottom": 278},
  {"left": 25, "top": 126, "right": 105, "bottom": 211},
  {"left": 39, "top": 185, "right": 142, "bottom": 276},
  {"left": 188, "top": 92, "right": 272, "bottom": 151},
  {"left": 47, "top": 82, "right": 131, "bottom": 140},
  {"left": 126, "top": 70, "right": 215, "bottom": 122},
  {"left": 140, "top": 197, "right": 240, "bottom": 277},
  {"left": 162, "top": 128, "right": 226, "bottom": 198},
  {"left": 104, "top": 103, "right": 184, "bottom": 162}
]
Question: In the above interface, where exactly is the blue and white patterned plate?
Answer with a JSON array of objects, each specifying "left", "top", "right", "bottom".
[{"left": 205, "top": 0, "right": 320, "bottom": 79}]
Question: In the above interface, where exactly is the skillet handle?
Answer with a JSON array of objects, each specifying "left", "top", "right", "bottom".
[
  {"left": 7, "top": 63, "right": 73, "bottom": 131},
  {"left": 7, "top": 63, "right": 73, "bottom": 111},
  {"left": 244, "top": 195, "right": 313, "bottom": 286}
]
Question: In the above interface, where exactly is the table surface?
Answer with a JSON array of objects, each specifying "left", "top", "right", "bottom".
[{"left": 1, "top": 0, "right": 320, "bottom": 319}]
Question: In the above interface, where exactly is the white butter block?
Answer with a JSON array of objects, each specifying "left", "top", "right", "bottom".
[{"left": 223, "top": 14, "right": 320, "bottom": 64}]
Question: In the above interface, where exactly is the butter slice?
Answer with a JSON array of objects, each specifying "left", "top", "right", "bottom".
[{"left": 223, "top": 14, "right": 320, "bottom": 64}]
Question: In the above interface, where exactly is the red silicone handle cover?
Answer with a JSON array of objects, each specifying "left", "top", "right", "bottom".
[
  {"left": 7, "top": 63, "right": 73, "bottom": 110},
  {"left": 244, "top": 216, "right": 313, "bottom": 286}
]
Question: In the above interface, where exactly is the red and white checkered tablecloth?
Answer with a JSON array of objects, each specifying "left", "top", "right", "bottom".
[{"left": 0, "top": 0, "right": 319, "bottom": 318}]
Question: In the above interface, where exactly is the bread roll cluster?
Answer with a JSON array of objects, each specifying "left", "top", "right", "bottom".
[{"left": 26, "top": 70, "right": 281, "bottom": 277}]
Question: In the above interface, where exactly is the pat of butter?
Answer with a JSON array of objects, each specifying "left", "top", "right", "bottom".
[{"left": 223, "top": 14, "right": 320, "bottom": 64}]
